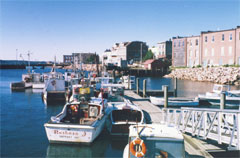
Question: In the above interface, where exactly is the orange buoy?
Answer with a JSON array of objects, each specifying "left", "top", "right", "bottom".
[{"left": 129, "top": 138, "right": 146, "bottom": 157}]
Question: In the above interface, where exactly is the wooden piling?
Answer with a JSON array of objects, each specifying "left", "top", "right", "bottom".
[
  {"left": 164, "top": 85, "right": 168, "bottom": 108},
  {"left": 143, "top": 79, "right": 146, "bottom": 98},
  {"left": 136, "top": 78, "right": 139, "bottom": 95},
  {"left": 174, "top": 78, "right": 178, "bottom": 97},
  {"left": 220, "top": 93, "right": 226, "bottom": 109}
]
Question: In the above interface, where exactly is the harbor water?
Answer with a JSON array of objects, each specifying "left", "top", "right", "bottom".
[{"left": 1, "top": 69, "right": 239, "bottom": 157}]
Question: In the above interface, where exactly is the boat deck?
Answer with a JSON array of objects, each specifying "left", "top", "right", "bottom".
[{"left": 124, "top": 90, "right": 239, "bottom": 158}]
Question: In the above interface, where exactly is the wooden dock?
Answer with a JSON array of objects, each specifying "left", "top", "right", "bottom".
[{"left": 124, "top": 90, "right": 240, "bottom": 158}]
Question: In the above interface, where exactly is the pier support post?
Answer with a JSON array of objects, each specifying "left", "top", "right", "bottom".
[
  {"left": 136, "top": 78, "right": 139, "bottom": 95},
  {"left": 220, "top": 93, "right": 226, "bottom": 109},
  {"left": 174, "top": 78, "right": 178, "bottom": 97},
  {"left": 128, "top": 74, "right": 130, "bottom": 89},
  {"left": 164, "top": 85, "right": 168, "bottom": 108},
  {"left": 143, "top": 79, "right": 146, "bottom": 98}
]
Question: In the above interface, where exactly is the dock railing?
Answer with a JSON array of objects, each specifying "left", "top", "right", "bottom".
[{"left": 160, "top": 107, "right": 240, "bottom": 150}]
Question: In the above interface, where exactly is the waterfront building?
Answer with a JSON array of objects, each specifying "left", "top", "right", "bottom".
[
  {"left": 201, "top": 28, "right": 237, "bottom": 66},
  {"left": 158, "top": 40, "right": 172, "bottom": 59},
  {"left": 143, "top": 58, "right": 170, "bottom": 70},
  {"left": 63, "top": 55, "right": 73, "bottom": 64},
  {"left": 149, "top": 47, "right": 159, "bottom": 59},
  {"left": 186, "top": 36, "right": 201, "bottom": 67},
  {"left": 236, "top": 26, "right": 240, "bottom": 65},
  {"left": 150, "top": 40, "right": 172, "bottom": 60},
  {"left": 103, "top": 41, "right": 148, "bottom": 67},
  {"left": 172, "top": 37, "right": 187, "bottom": 67}
]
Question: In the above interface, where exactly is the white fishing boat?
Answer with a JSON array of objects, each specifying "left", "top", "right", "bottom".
[
  {"left": 106, "top": 99, "right": 144, "bottom": 135},
  {"left": 10, "top": 72, "right": 44, "bottom": 90},
  {"left": 42, "top": 66, "right": 66, "bottom": 104},
  {"left": 120, "top": 76, "right": 136, "bottom": 90},
  {"left": 198, "top": 84, "right": 240, "bottom": 107},
  {"left": 44, "top": 97, "right": 111, "bottom": 144},
  {"left": 123, "top": 124, "right": 185, "bottom": 158},
  {"left": 150, "top": 96, "right": 199, "bottom": 107},
  {"left": 101, "top": 83, "right": 125, "bottom": 102}
]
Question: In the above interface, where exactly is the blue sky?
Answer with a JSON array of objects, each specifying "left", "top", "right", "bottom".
[{"left": 1, "top": 0, "right": 239, "bottom": 61}]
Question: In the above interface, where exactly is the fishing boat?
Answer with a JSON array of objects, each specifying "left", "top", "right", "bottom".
[
  {"left": 106, "top": 99, "right": 144, "bottom": 136},
  {"left": 123, "top": 124, "right": 185, "bottom": 158},
  {"left": 120, "top": 76, "right": 136, "bottom": 90},
  {"left": 10, "top": 71, "right": 45, "bottom": 90},
  {"left": 150, "top": 96, "right": 199, "bottom": 107},
  {"left": 198, "top": 84, "right": 240, "bottom": 107},
  {"left": 42, "top": 66, "right": 66, "bottom": 104},
  {"left": 44, "top": 96, "right": 111, "bottom": 144}
]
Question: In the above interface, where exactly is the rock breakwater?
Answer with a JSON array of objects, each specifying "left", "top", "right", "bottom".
[{"left": 164, "top": 67, "right": 240, "bottom": 85}]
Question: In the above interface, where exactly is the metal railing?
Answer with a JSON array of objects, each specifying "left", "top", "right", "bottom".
[{"left": 160, "top": 107, "right": 240, "bottom": 150}]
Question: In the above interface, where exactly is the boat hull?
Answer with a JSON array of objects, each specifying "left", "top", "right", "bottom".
[
  {"left": 198, "top": 95, "right": 240, "bottom": 107},
  {"left": 44, "top": 115, "right": 107, "bottom": 144},
  {"left": 43, "top": 91, "right": 66, "bottom": 104},
  {"left": 150, "top": 96, "right": 199, "bottom": 107},
  {"left": 32, "top": 83, "right": 45, "bottom": 89}
]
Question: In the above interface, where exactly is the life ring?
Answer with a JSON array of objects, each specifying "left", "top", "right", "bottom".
[{"left": 129, "top": 138, "right": 146, "bottom": 157}]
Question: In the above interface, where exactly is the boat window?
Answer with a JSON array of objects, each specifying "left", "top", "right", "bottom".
[{"left": 112, "top": 110, "right": 142, "bottom": 122}]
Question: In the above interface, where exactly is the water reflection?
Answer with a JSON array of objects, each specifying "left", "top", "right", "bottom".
[{"left": 46, "top": 132, "right": 128, "bottom": 158}]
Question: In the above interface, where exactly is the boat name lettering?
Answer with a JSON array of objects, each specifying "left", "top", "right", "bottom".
[{"left": 54, "top": 130, "right": 79, "bottom": 136}]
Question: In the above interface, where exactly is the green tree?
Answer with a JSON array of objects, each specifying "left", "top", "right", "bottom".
[{"left": 143, "top": 50, "right": 154, "bottom": 61}]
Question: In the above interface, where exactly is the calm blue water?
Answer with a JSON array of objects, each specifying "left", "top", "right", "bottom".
[{"left": 1, "top": 69, "right": 239, "bottom": 157}]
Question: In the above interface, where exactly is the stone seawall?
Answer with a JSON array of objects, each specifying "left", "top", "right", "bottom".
[{"left": 164, "top": 67, "right": 240, "bottom": 85}]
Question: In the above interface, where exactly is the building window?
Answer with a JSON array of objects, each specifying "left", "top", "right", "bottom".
[
  {"left": 229, "top": 46, "right": 232, "bottom": 55},
  {"left": 229, "top": 34, "right": 232, "bottom": 41},
  {"left": 205, "top": 48, "right": 208, "bottom": 56},
  {"left": 205, "top": 36, "right": 207, "bottom": 42},
  {"left": 212, "top": 36, "right": 214, "bottom": 42},
  {"left": 195, "top": 39, "right": 198, "bottom": 46},
  {"left": 221, "top": 47, "right": 224, "bottom": 56},
  {"left": 182, "top": 41, "right": 184, "bottom": 46},
  {"left": 174, "top": 42, "right": 176, "bottom": 47},
  {"left": 211, "top": 48, "right": 214, "bottom": 56},
  {"left": 178, "top": 41, "right": 181, "bottom": 46},
  {"left": 190, "top": 50, "right": 192, "bottom": 57},
  {"left": 190, "top": 40, "right": 192, "bottom": 46},
  {"left": 222, "top": 34, "right": 224, "bottom": 41}
]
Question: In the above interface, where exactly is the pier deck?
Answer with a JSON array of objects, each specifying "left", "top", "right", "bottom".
[{"left": 124, "top": 90, "right": 240, "bottom": 158}]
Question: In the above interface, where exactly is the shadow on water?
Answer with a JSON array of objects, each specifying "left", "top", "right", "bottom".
[{"left": 46, "top": 130, "right": 128, "bottom": 158}]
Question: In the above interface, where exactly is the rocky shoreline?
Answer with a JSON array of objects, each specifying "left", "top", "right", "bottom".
[{"left": 164, "top": 67, "right": 240, "bottom": 85}]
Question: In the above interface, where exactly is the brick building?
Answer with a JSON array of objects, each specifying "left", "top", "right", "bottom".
[
  {"left": 172, "top": 37, "right": 187, "bottom": 67},
  {"left": 186, "top": 36, "right": 201, "bottom": 67},
  {"left": 103, "top": 41, "right": 148, "bottom": 66},
  {"left": 201, "top": 28, "right": 236, "bottom": 66}
]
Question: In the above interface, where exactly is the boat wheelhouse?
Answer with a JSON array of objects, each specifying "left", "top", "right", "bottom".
[
  {"left": 106, "top": 99, "right": 144, "bottom": 135},
  {"left": 123, "top": 124, "right": 185, "bottom": 158}
]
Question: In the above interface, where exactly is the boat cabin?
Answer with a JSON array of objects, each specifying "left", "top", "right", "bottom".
[
  {"left": 212, "top": 84, "right": 229, "bottom": 94},
  {"left": 123, "top": 124, "right": 185, "bottom": 158},
  {"left": 53, "top": 102, "right": 104, "bottom": 125}
]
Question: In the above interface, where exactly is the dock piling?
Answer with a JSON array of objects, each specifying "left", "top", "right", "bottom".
[
  {"left": 136, "top": 78, "right": 139, "bottom": 95},
  {"left": 164, "top": 85, "right": 168, "bottom": 108},
  {"left": 174, "top": 78, "right": 178, "bottom": 97},
  {"left": 220, "top": 93, "right": 226, "bottom": 109},
  {"left": 143, "top": 79, "right": 146, "bottom": 98}
]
